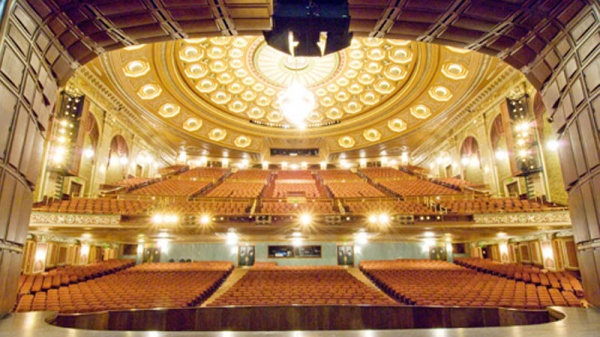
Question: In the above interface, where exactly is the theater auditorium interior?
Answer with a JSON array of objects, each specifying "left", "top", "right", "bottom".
[{"left": 0, "top": 0, "right": 599, "bottom": 336}]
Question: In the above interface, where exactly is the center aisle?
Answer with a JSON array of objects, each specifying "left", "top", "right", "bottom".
[{"left": 201, "top": 268, "right": 249, "bottom": 307}]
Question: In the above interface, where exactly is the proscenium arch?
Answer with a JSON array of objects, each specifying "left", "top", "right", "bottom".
[{"left": 0, "top": 0, "right": 598, "bottom": 316}]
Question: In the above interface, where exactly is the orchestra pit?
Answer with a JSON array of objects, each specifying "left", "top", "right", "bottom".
[{"left": 0, "top": 1, "right": 599, "bottom": 337}]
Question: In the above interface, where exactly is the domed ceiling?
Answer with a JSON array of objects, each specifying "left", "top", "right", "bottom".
[{"left": 86, "top": 36, "right": 508, "bottom": 159}]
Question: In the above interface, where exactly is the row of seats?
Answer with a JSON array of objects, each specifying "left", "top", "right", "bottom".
[
  {"left": 208, "top": 267, "right": 397, "bottom": 306},
  {"left": 344, "top": 200, "right": 432, "bottom": 215},
  {"left": 272, "top": 183, "right": 320, "bottom": 198},
  {"left": 228, "top": 170, "right": 271, "bottom": 181},
  {"left": 259, "top": 202, "right": 336, "bottom": 214},
  {"left": 15, "top": 262, "right": 233, "bottom": 313},
  {"left": 176, "top": 168, "right": 229, "bottom": 181},
  {"left": 360, "top": 259, "right": 581, "bottom": 309},
  {"left": 317, "top": 169, "right": 363, "bottom": 182},
  {"left": 165, "top": 200, "right": 251, "bottom": 215},
  {"left": 276, "top": 170, "right": 314, "bottom": 180},
  {"left": 114, "top": 177, "right": 157, "bottom": 189},
  {"left": 455, "top": 258, "right": 584, "bottom": 296},
  {"left": 359, "top": 168, "right": 413, "bottom": 181},
  {"left": 158, "top": 165, "right": 188, "bottom": 176},
  {"left": 433, "top": 177, "right": 477, "bottom": 190},
  {"left": 326, "top": 182, "right": 386, "bottom": 198},
  {"left": 131, "top": 180, "right": 211, "bottom": 197},
  {"left": 379, "top": 179, "right": 459, "bottom": 197},
  {"left": 18, "top": 259, "right": 135, "bottom": 296},
  {"left": 33, "top": 199, "right": 154, "bottom": 215},
  {"left": 206, "top": 182, "right": 265, "bottom": 198}
]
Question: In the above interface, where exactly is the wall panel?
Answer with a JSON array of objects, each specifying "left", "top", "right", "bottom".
[
  {"left": 537, "top": 0, "right": 600, "bottom": 307},
  {"left": 0, "top": 0, "right": 60, "bottom": 317}
]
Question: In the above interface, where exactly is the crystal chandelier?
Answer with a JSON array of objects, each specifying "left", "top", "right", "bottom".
[{"left": 279, "top": 80, "right": 315, "bottom": 128}]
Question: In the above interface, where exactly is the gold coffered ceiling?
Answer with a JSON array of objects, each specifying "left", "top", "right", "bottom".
[{"left": 86, "top": 36, "right": 507, "bottom": 158}]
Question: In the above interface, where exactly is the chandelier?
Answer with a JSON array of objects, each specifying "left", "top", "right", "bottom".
[{"left": 279, "top": 80, "right": 315, "bottom": 128}]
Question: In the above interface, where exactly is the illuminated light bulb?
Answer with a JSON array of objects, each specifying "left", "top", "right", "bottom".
[
  {"left": 279, "top": 81, "right": 315, "bottom": 126},
  {"left": 378, "top": 213, "right": 390, "bottom": 224},
  {"left": 200, "top": 215, "right": 211, "bottom": 225},
  {"left": 152, "top": 214, "right": 164, "bottom": 224},
  {"left": 226, "top": 231, "right": 239, "bottom": 245},
  {"left": 368, "top": 215, "right": 378, "bottom": 224},
  {"left": 299, "top": 214, "right": 312, "bottom": 226},
  {"left": 84, "top": 148, "right": 95, "bottom": 158},
  {"left": 517, "top": 139, "right": 525, "bottom": 146},
  {"left": 355, "top": 231, "right": 368, "bottom": 245},
  {"left": 423, "top": 231, "right": 435, "bottom": 238},
  {"left": 547, "top": 139, "right": 560, "bottom": 151}
]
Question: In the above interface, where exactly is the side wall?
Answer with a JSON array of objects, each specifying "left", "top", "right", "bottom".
[
  {"left": 0, "top": 1, "right": 68, "bottom": 315},
  {"left": 533, "top": 2, "right": 600, "bottom": 305}
]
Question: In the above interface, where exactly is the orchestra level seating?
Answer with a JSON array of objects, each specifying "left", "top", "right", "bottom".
[
  {"left": 360, "top": 260, "right": 582, "bottom": 309},
  {"left": 208, "top": 266, "right": 397, "bottom": 306}
]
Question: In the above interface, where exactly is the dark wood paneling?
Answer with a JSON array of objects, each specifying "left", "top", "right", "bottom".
[{"left": 52, "top": 306, "right": 552, "bottom": 331}]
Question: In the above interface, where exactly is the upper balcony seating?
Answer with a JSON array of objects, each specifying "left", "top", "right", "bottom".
[
  {"left": 130, "top": 180, "right": 211, "bottom": 197},
  {"left": 276, "top": 170, "right": 314, "bottom": 180},
  {"left": 379, "top": 179, "right": 459, "bottom": 197},
  {"left": 359, "top": 168, "right": 413, "bottom": 181},
  {"left": 166, "top": 200, "right": 251, "bottom": 215},
  {"left": 158, "top": 165, "right": 188, "bottom": 176},
  {"left": 33, "top": 198, "right": 155, "bottom": 215},
  {"left": 434, "top": 177, "right": 478, "bottom": 191},
  {"left": 228, "top": 169, "right": 271, "bottom": 182},
  {"left": 176, "top": 167, "right": 229, "bottom": 181},
  {"left": 317, "top": 169, "right": 363, "bottom": 182},
  {"left": 326, "top": 182, "right": 386, "bottom": 198},
  {"left": 272, "top": 183, "right": 320, "bottom": 198},
  {"left": 206, "top": 182, "right": 265, "bottom": 198},
  {"left": 114, "top": 177, "right": 156, "bottom": 190}
]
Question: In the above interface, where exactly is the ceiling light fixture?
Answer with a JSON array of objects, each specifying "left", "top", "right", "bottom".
[{"left": 279, "top": 80, "right": 315, "bottom": 127}]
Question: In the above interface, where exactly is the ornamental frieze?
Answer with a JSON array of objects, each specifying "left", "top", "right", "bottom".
[
  {"left": 473, "top": 211, "right": 571, "bottom": 225},
  {"left": 30, "top": 212, "right": 121, "bottom": 227}
]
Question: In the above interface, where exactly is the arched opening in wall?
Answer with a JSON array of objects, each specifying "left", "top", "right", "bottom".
[
  {"left": 106, "top": 135, "right": 130, "bottom": 184},
  {"left": 459, "top": 136, "right": 483, "bottom": 185},
  {"left": 78, "top": 113, "right": 99, "bottom": 197}
]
